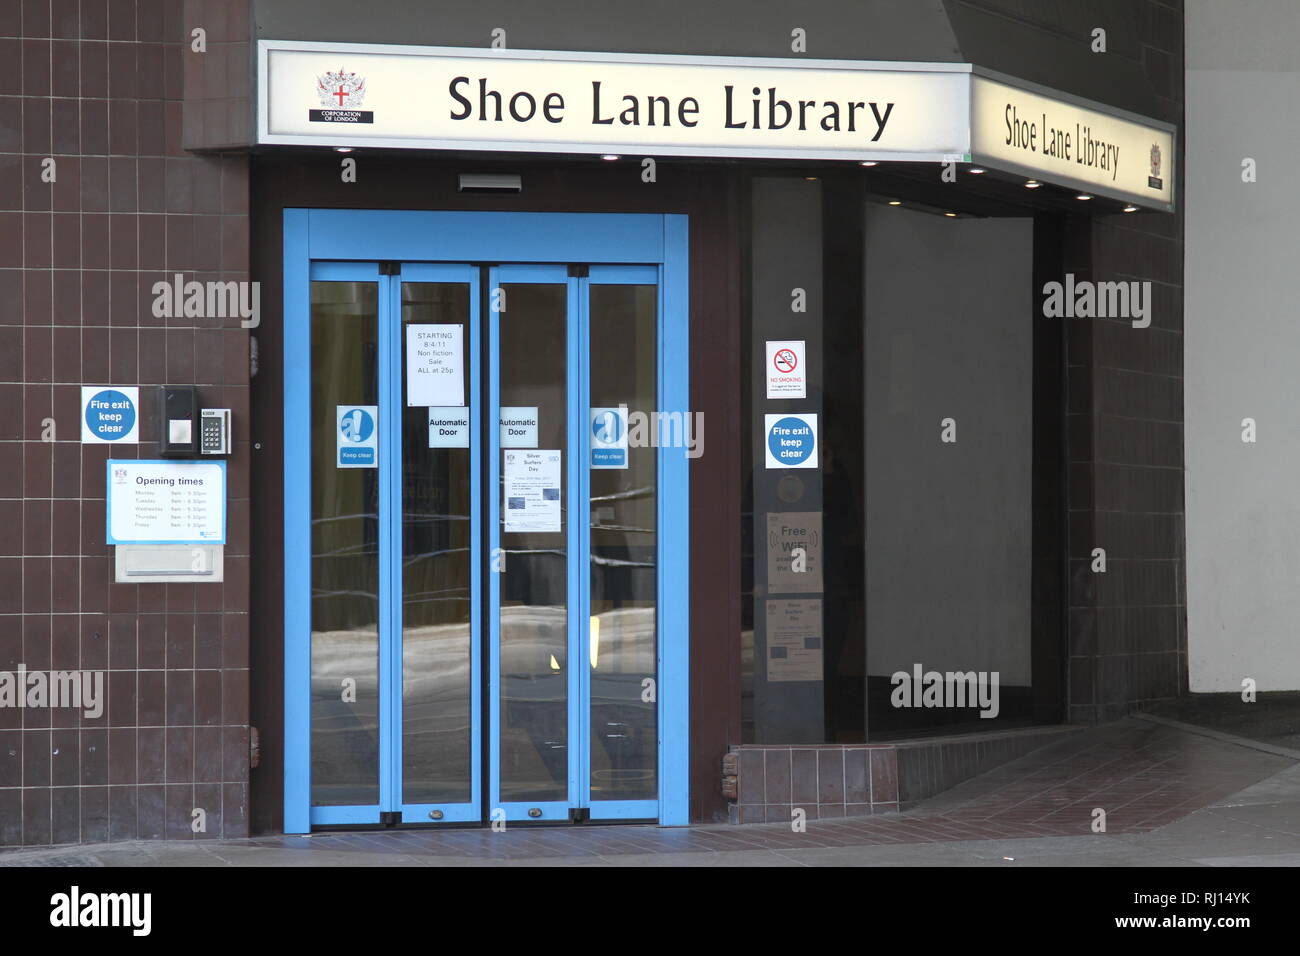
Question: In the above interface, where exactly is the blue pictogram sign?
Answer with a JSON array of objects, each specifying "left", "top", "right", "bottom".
[
  {"left": 81, "top": 387, "right": 139, "bottom": 443},
  {"left": 765, "top": 413, "right": 818, "bottom": 469},
  {"left": 590, "top": 406, "right": 628, "bottom": 469},
  {"left": 337, "top": 405, "right": 378, "bottom": 468}
]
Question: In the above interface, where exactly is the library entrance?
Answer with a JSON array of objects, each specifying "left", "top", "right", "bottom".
[{"left": 281, "top": 211, "right": 690, "bottom": 829}]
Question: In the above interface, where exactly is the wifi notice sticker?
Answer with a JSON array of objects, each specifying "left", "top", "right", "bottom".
[{"left": 766, "top": 340, "right": 806, "bottom": 399}]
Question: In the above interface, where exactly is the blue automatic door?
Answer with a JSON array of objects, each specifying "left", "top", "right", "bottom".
[{"left": 282, "top": 211, "right": 689, "bottom": 829}]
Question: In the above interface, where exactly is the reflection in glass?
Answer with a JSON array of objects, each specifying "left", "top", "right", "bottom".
[
  {"left": 589, "top": 284, "right": 658, "bottom": 801},
  {"left": 499, "top": 283, "right": 569, "bottom": 803},
  {"left": 401, "top": 282, "right": 473, "bottom": 805},
  {"left": 310, "top": 281, "right": 380, "bottom": 806}
]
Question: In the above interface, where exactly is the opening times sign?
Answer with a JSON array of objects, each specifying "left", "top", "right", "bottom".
[{"left": 106, "top": 460, "right": 227, "bottom": 545}]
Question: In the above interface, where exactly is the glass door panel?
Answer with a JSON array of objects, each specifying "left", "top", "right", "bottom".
[
  {"left": 398, "top": 269, "right": 480, "bottom": 821},
  {"left": 309, "top": 276, "right": 381, "bottom": 811},
  {"left": 490, "top": 268, "right": 575, "bottom": 817},
  {"left": 586, "top": 275, "right": 659, "bottom": 811},
  {"left": 302, "top": 258, "right": 666, "bottom": 827}
]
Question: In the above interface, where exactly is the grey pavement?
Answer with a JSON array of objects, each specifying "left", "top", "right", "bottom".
[{"left": 3, "top": 722, "right": 1299, "bottom": 867}]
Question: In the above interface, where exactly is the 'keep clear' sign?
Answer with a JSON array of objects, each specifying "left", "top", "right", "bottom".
[
  {"left": 764, "top": 413, "right": 818, "bottom": 468},
  {"left": 81, "top": 386, "right": 139, "bottom": 443},
  {"left": 337, "top": 405, "right": 378, "bottom": 467},
  {"left": 406, "top": 324, "right": 464, "bottom": 407},
  {"left": 590, "top": 407, "right": 628, "bottom": 469}
]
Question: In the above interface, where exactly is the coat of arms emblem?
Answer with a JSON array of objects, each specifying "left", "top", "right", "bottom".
[{"left": 317, "top": 68, "right": 366, "bottom": 109}]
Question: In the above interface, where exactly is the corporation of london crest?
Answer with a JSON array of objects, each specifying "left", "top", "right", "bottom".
[{"left": 316, "top": 68, "right": 367, "bottom": 109}]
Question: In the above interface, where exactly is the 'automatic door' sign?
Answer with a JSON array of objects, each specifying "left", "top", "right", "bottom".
[{"left": 765, "top": 413, "right": 818, "bottom": 469}]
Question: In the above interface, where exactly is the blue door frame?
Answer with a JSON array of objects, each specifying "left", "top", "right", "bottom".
[{"left": 283, "top": 210, "right": 690, "bottom": 830}]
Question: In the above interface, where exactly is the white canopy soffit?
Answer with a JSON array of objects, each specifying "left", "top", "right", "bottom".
[{"left": 256, "top": 41, "right": 1176, "bottom": 210}]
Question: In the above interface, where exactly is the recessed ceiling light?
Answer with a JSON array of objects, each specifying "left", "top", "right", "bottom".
[
  {"left": 600, "top": 154, "right": 620, "bottom": 161},
  {"left": 887, "top": 200, "right": 902, "bottom": 206},
  {"left": 1076, "top": 193, "right": 1093, "bottom": 200},
  {"left": 944, "top": 212, "right": 957, "bottom": 217},
  {"left": 1024, "top": 179, "right": 1041, "bottom": 189},
  {"left": 968, "top": 167, "right": 985, "bottom": 174},
  {"left": 1123, "top": 204, "right": 1138, "bottom": 213},
  {"left": 860, "top": 161, "right": 879, "bottom": 167},
  {"left": 334, "top": 147, "right": 353, "bottom": 153}
]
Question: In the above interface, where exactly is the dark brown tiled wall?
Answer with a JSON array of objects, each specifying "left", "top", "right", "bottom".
[
  {"left": 0, "top": 0, "right": 251, "bottom": 846},
  {"left": 730, "top": 745, "right": 899, "bottom": 824},
  {"left": 181, "top": 0, "right": 250, "bottom": 150},
  {"left": 944, "top": 0, "right": 1187, "bottom": 722},
  {"left": 1063, "top": 8, "right": 1186, "bottom": 722},
  {"left": 729, "top": 728, "right": 1083, "bottom": 823}
]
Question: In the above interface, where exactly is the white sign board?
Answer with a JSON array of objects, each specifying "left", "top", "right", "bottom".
[
  {"left": 765, "top": 599, "right": 823, "bottom": 682},
  {"left": 765, "top": 340, "right": 806, "bottom": 399},
  {"left": 971, "top": 74, "right": 1175, "bottom": 209},
  {"left": 81, "top": 386, "right": 139, "bottom": 444},
  {"left": 500, "top": 407, "right": 538, "bottom": 448},
  {"left": 406, "top": 324, "right": 464, "bottom": 407},
  {"left": 337, "top": 405, "right": 378, "bottom": 468},
  {"left": 106, "top": 459, "right": 226, "bottom": 545},
  {"left": 260, "top": 42, "right": 971, "bottom": 161},
  {"left": 260, "top": 44, "right": 1177, "bottom": 206},
  {"left": 428, "top": 406, "right": 469, "bottom": 448},
  {"left": 503, "top": 449, "right": 562, "bottom": 533}
]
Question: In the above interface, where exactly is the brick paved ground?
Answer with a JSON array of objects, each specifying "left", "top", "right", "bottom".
[{"left": 2, "top": 717, "right": 1297, "bottom": 866}]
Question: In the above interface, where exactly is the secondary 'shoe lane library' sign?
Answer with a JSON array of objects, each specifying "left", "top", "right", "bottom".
[
  {"left": 969, "top": 75, "right": 1174, "bottom": 209},
  {"left": 258, "top": 42, "right": 1175, "bottom": 209}
]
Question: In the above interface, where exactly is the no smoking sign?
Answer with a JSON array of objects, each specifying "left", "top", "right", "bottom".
[{"left": 765, "top": 340, "right": 806, "bottom": 399}]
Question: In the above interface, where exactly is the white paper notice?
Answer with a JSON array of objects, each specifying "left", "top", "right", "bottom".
[
  {"left": 766, "top": 340, "right": 806, "bottom": 399},
  {"left": 765, "top": 598, "right": 823, "bottom": 682},
  {"left": 406, "top": 324, "right": 464, "bottom": 407},
  {"left": 503, "top": 449, "right": 562, "bottom": 533},
  {"left": 766, "top": 511, "right": 823, "bottom": 593}
]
